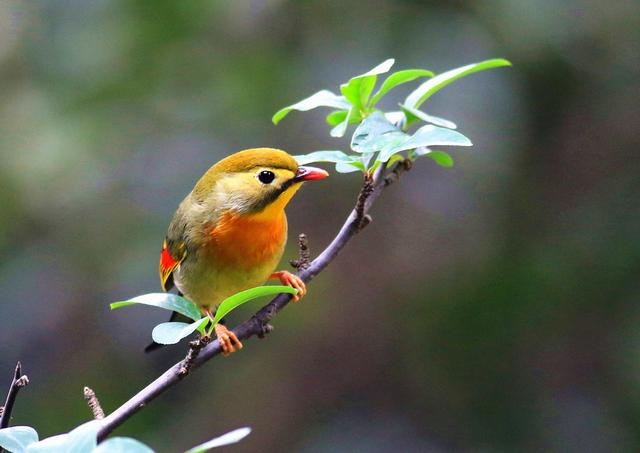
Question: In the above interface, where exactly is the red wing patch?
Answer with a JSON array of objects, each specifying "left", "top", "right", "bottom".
[{"left": 159, "top": 240, "right": 186, "bottom": 291}]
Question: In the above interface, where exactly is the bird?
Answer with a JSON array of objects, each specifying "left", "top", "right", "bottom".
[{"left": 158, "top": 148, "right": 328, "bottom": 355}]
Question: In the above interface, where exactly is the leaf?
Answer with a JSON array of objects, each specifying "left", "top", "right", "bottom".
[
  {"left": 426, "top": 150, "right": 454, "bottom": 167},
  {"left": 329, "top": 107, "right": 352, "bottom": 138},
  {"left": 212, "top": 286, "right": 297, "bottom": 326},
  {"left": 377, "top": 124, "right": 472, "bottom": 163},
  {"left": 272, "top": 90, "right": 350, "bottom": 125},
  {"left": 340, "top": 59, "right": 394, "bottom": 112},
  {"left": 404, "top": 58, "right": 512, "bottom": 111},
  {"left": 400, "top": 104, "right": 457, "bottom": 129},
  {"left": 0, "top": 426, "right": 39, "bottom": 453},
  {"left": 369, "top": 69, "right": 434, "bottom": 107},
  {"left": 386, "top": 154, "right": 406, "bottom": 167},
  {"left": 26, "top": 420, "right": 102, "bottom": 453},
  {"left": 184, "top": 427, "right": 251, "bottom": 453},
  {"left": 351, "top": 112, "right": 406, "bottom": 153},
  {"left": 325, "top": 110, "right": 348, "bottom": 126},
  {"left": 384, "top": 111, "right": 405, "bottom": 126},
  {"left": 293, "top": 151, "right": 353, "bottom": 166},
  {"left": 110, "top": 293, "right": 201, "bottom": 322},
  {"left": 93, "top": 437, "right": 154, "bottom": 453},
  {"left": 414, "top": 148, "right": 455, "bottom": 167},
  {"left": 334, "top": 162, "right": 363, "bottom": 173},
  {"left": 152, "top": 317, "right": 209, "bottom": 345}
]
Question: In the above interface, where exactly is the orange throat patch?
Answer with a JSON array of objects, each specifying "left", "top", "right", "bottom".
[{"left": 208, "top": 210, "right": 287, "bottom": 270}]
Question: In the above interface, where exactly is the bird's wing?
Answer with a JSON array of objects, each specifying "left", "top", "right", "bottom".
[{"left": 159, "top": 239, "right": 187, "bottom": 292}]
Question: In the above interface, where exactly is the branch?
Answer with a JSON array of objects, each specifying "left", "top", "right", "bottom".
[
  {"left": 96, "top": 160, "right": 411, "bottom": 442},
  {"left": 0, "top": 362, "right": 29, "bottom": 430}
]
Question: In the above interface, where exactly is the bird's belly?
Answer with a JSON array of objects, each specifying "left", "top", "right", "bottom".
[
  {"left": 174, "top": 255, "right": 280, "bottom": 310},
  {"left": 175, "top": 213, "right": 287, "bottom": 310}
]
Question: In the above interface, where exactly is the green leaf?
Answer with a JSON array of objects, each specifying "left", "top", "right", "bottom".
[
  {"left": 386, "top": 154, "right": 406, "bottom": 167},
  {"left": 340, "top": 59, "right": 394, "bottom": 112},
  {"left": 293, "top": 150, "right": 368, "bottom": 174},
  {"left": 351, "top": 112, "right": 406, "bottom": 153},
  {"left": 404, "top": 58, "right": 512, "bottom": 111},
  {"left": 152, "top": 317, "right": 209, "bottom": 345},
  {"left": 110, "top": 293, "right": 201, "bottom": 322},
  {"left": 272, "top": 90, "right": 350, "bottom": 125},
  {"left": 212, "top": 286, "right": 297, "bottom": 326},
  {"left": 400, "top": 104, "right": 457, "bottom": 129},
  {"left": 329, "top": 107, "right": 352, "bottom": 138},
  {"left": 377, "top": 124, "right": 472, "bottom": 163},
  {"left": 293, "top": 150, "right": 353, "bottom": 166},
  {"left": 26, "top": 420, "right": 102, "bottom": 453},
  {"left": 415, "top": 148, "right": 454, "bottom": 167},
  {"left": 0, "top": 427, "right": 39, "bottom": 453},
  {"left": 184, "top": 427, "right": 251, "bottom": 453},
  {"left": 334, "top": 162, "right": 362, "bottom": 173},
  {"left": 369, "top": 69, "right": 434, "bottom": 107},
  {"left": 325, "top": 110, "right": 348, "bottom": 126},
  {"left": 93, "top": 437, "right": 154, "bottom": 453}
]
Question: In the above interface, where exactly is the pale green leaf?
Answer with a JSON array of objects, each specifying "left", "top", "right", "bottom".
[
  {"left": 110, "top": 293, "right": 201, "bottom": 322},
  {"left": 0, "top": 427, "right": 38, "bottom": 453},
  {"left": 152, "top": 317, "right": 209, "bottom": 345},
  {"left": 212, "top": 286, "right": 297, "bottom": 326},
  {"left": 370, "top": 69, "right": 434, "bottom": 107},
  {"left": 329, "top": 108, "right": 352, "bottom": 138},
  {"left": 404, "top": 58, "right": 512, "bottom": 110},
  {"left": 400, "top": 104, "right": 457, "bottom": 129},
  {"left": 340, "top": 59, "right": 394, "bottom": 111},
  {"left": 184, "top": 428, "right": 251, "bottom": 453},
  {"left": 334, "top": 162, "right": 362, "bottom": 173},
  {"left": 293, "top": 151, "right": 352, "bottom": 166},
  {"left": 335, "top": 156, "right": 368, "bottom": 173},
  {"left": 351, "top": 112, "right": 406, "bottom": 153},
  {"left": 93, "top": 437, "right": 154, "bottom": 453},
  {"left": 272, "top": 90, "right": 350, "bottom": 125},
  {"left": 27, "top": 420, "right": 102, "bottom": 453},
  {"left": 377, "top": 124, "right": 472, "bottom": 163}
]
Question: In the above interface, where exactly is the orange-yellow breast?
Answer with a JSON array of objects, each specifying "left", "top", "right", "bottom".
[{"left": 208, "top": 211, "right": 287, "bottom": 270}]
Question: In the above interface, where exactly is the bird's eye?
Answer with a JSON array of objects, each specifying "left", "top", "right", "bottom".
[{"left": 258, "top": 170, "right": 275, "bottom": 184}]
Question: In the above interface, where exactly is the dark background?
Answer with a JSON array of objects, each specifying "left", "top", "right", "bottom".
[{"left": 1, "top": 1, "right": 638, "bottom": 451}]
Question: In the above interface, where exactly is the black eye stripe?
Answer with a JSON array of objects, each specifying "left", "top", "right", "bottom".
[{"left": 258, "top": 170, "right": 275, "bottom": 184}]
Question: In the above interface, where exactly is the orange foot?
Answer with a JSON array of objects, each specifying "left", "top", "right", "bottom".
[
  {"left": 214, "top": 323, "right": 243, "bottom": 356},
  {"left": 270, "top": 270, "right": 307, "bottom": 302}
]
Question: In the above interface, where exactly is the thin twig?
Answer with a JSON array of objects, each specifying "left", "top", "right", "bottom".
[
  {"left": 289, "top": 233, "right": 311, "bottom": 270},
  {"left": 178, "top": 336, "right": 211, "bottom": 376},
  {"left": 355, "top": 173, "right": 375, "bottom": 230},
  {"left": 96, "top": 161, "right": 407, "bottom": 442},
  {"left": 0, "top": 362, "right": 29, "bottom": 430},
  {"left": 83, "top": 387, "right": 105, "bottom": 420}
]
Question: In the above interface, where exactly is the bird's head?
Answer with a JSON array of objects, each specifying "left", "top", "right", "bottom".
[{"left": 193, "top": 148, "right": 328, "bottom": 218}]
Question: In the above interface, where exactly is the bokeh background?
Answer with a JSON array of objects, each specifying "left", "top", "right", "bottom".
[{"left": 1, "top": 0, "right": 639, "bottom": 451}]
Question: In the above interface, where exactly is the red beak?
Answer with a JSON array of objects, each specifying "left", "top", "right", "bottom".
[{"left": 294, "top": 166, "right": 329, "bottom": 182}]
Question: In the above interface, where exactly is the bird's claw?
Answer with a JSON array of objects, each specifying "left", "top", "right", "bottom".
[
  {"left": 214, "top": 324, "right": 243, "bottom": 356},
  {"left": 271, "top": 270, "right": 307, "bottom": 302}
]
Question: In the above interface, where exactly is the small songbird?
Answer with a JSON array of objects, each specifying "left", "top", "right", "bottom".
[{"left": 158, "top": 148, "right": 328, "bottom": 355}]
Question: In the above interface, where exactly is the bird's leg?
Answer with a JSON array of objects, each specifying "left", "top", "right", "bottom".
[
  {"left": 204, "top": 307, "right": 243, "bottom": 356},
  {"left": 269, "top": 271, "right": 307, "bottom": 302}
]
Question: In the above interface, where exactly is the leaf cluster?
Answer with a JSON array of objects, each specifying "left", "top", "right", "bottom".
[
  {"left": 273, "top": 58, "right": 511, "bottom": 172},
  {"left": 0, "top": 422, "right": 250, "bottom": 453},
  {"left": 110, "top": 286, "right": 296, "bottom": 345}
]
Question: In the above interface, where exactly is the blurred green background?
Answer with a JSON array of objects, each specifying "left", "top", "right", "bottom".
[{"left": 1, "top": 0, "right": 639, "bottom": 451}]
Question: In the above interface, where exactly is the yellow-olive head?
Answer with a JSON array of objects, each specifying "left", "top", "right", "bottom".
[{"left": 193, "top": 148, "right": 328, "bottom": 217}]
